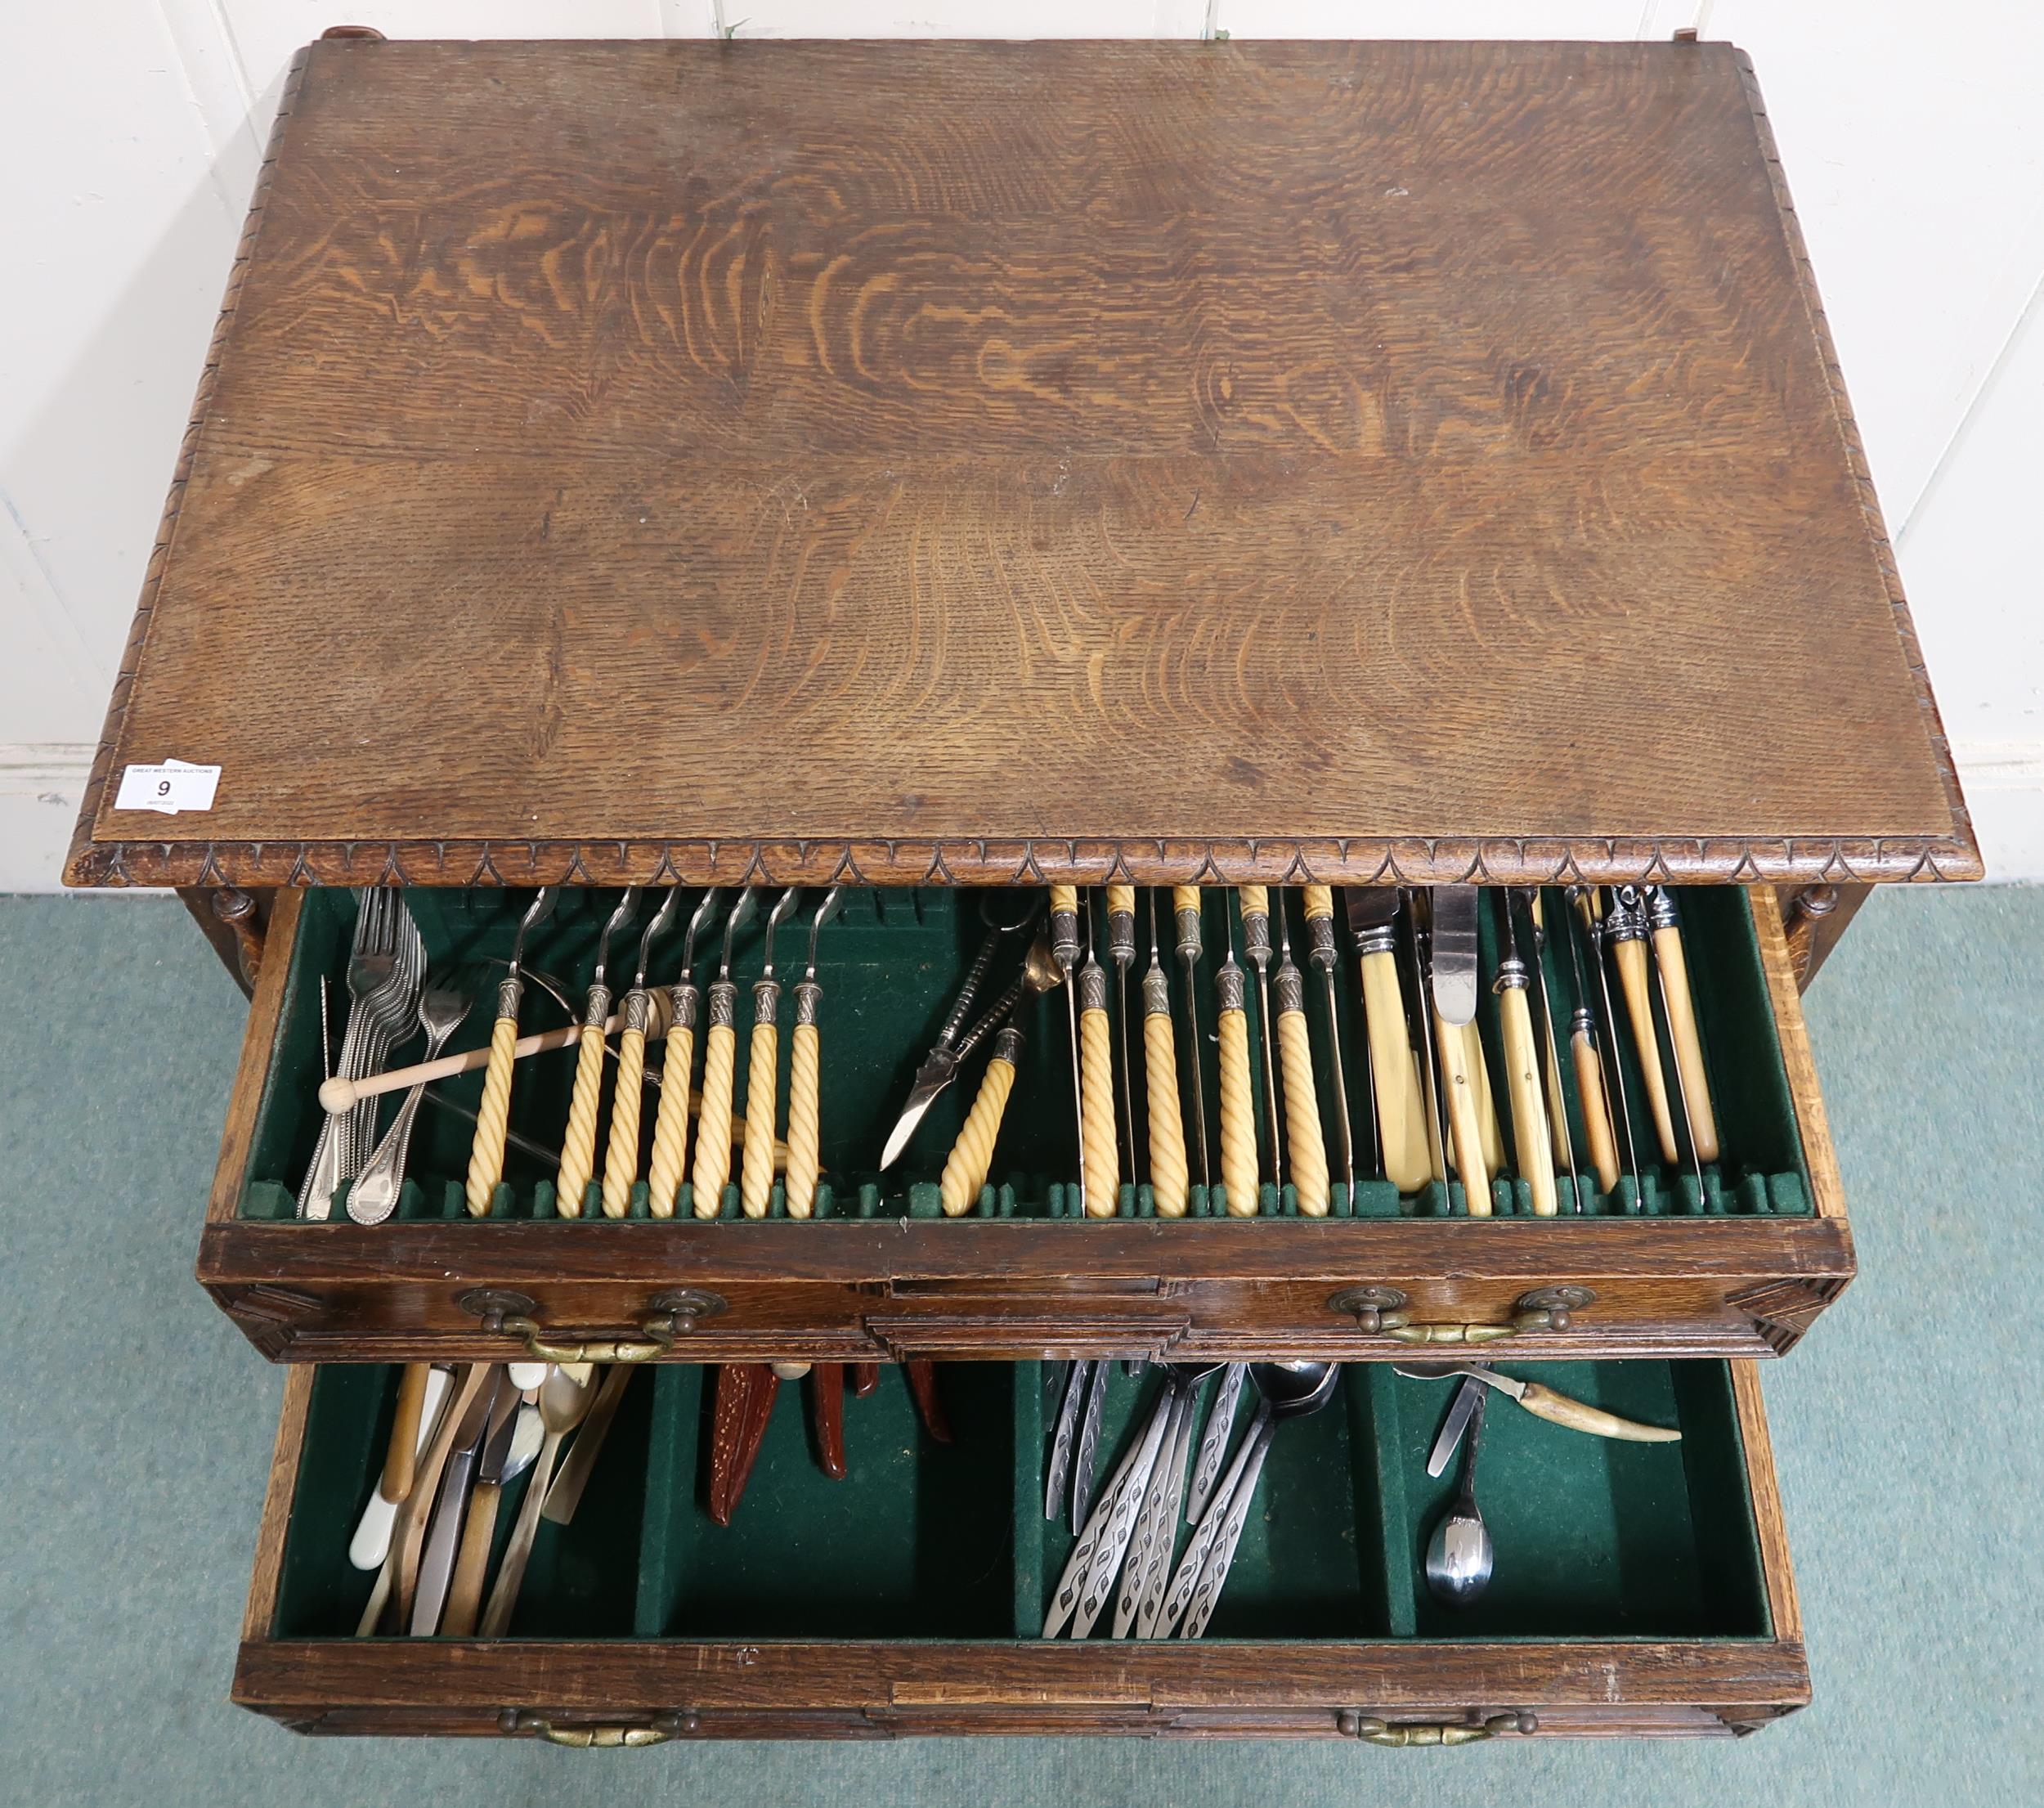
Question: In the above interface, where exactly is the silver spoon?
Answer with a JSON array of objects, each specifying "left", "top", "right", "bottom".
[
  {"left": 1167, "top": 1360, "right": 1341, "bottom": 1639},
  {"left": 1425, "top": 1388, "right": 1495, "bottom": 1605}
]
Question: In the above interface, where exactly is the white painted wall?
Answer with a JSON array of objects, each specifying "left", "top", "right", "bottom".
[{"left": 2, "top": 0, "right": 2038, "bottom": 887}]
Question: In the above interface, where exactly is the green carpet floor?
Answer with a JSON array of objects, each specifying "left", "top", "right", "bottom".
[{"left": 2, "top": 890, "right": 2038, "bottom": 1806}]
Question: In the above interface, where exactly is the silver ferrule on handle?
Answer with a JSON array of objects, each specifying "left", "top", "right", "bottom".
[
  {"left": 1241, "top": 909, "right": 1271, "bottom": 968},
  {"left": 1571, "top": 1003, "right": 1597, "bottom": 1039},
  {"left": 1078, "top": 962, "right": 1109, "bottom": 1012},
  {"left": 582, "top": 982, "right": 612, "bottom": 1030},
  {"left": 1604, "top": 888, "right": 1647, "bottom": 944},
  {"left": 668, "top": 981, "right": 701, "bottom": 1033},
  {"left": 1176, "top": 905, "right": 1204, "bottom": 964},
  {"left": 620, "top": 989, "right": 652, "bottom": 1035},
  {"left": 1216, "top": 962, "right": 1246, "bottom": 1012},
  {"left": 1493, "top": 955, "right": 1529, "bottom": 994},
  {"left": 1275, "top": 965, "right": 1306, "bottom": 1015},
  {"left": 707, "top": 980, "right": 737, "bottom": 1030},
  {"left": 496, "top": 974, "right": 526, "bottom": 1020},
  {"left": 752, "top": 977, "right": 782, "bottom": 1026},
  {"left": 1051, "top": 905, "right": 1081, "bottom": 968},
  {"left": 1645, "top": 886, "right": 1679, "bottom": 933},
  {"left": 1305, "top": 915, "right": 1337, "bottom": 971},
  {"left": 794, "top": 979, "right": 822, "bottom": 1027},
  {"left": 1143, "top": 966, "right": 1171, "bottom": 1018},
  {"left": 1352, "top": 922, "right": 1396, "bottom": 958},
  {"left": 1108, "top": 908, "right": 1135, "bottom": 966},
  {"left": 993, "top": 1025, "right": 1024, "bottom": 1064}
]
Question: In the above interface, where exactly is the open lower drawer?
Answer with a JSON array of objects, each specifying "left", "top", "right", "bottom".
[
  {"left": 236, "top": 1357, "right": 1806, "bottom": 1740},
  {"left": 200, "top": 883, "right": 1849, "bottom": 1364}
]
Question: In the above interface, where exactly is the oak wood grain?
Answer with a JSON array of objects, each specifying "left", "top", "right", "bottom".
[{"left": 68, "top": 38, "right": 1977, "bottom": 890}]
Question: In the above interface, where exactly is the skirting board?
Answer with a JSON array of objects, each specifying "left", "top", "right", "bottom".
[{"left": 4, "top": 741, "right": 2042, "bottom": 892}]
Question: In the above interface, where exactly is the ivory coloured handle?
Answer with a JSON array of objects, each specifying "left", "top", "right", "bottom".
[
  {"left": 1302, "top": 885, "right": 1333, "bottom": 922},
  {"left": 380, "top": 1363, "right": 430, "bottom": 1504},
  {"left": 601, "top": 1012, "right": 648, "bottom": 1218},
  {"left": 740, "top": 1021, "right": 780, "bottom": 1218},
  {"left": 1541, "top": 1006, "right": 1571, "bottom": 1171},
  {"left": 1049, "top": 883, "right": 1079, "bottom": 917},
  {"left": 1238, "top": 886, "right": 1268, "bottom": 920},
  {"left": 1145, "top": 1004, "right": 1188, "bottom": 1219},
  {"left": 1079, "top": 1003, "right": 1118, "bottom": 1214},
  {"left": 554, "top": 998, "right": 610, "bottom": 1219},
  {"left": 645, "top": 1021, "right": 695, "bottom": 1218},
  {"left": 1470, "top": 1022, "right": 1504, "bottom": 1176},
  {"left": 939, "top": 1050, "right": 1016, "bottom": 1215},
  {"left": 692, "top": 1021, "right": 737, "bottom": 1218},
  {"left": 1275, "top": 1005, "right": 1329, "bottom": 1217},
  {"left": 1572, "top": 1030, "right": 1621, "bottom": 1196},
  {"left": 1106, "top": 883, "right": 1136, "bottom": 918},
  {"left": 1216, "top": 1004, "right": 1258, "bottom": 1218},
  {"left": 440, "top": 1479, "right": 500, "bottom": 1636},
  {"left": 1515, "top": 1382, "right": 1682, "bottom": 1443},
  {"left": 1172, "top": 885, "right": 1202, "bottom": 919},
  {"left": 1434, "top": 1008, "right": 1490, "bottom": 1214},
  {"left": 1360, "top": 950, "right": 1431, "bottom": 1193},
  {"left": 785, "top": 1019, "right": 821, "bottom": 1218},
  {"left": 464, "top": 989, "right": 522, "bottom": 1218},
  {"left": 1613, "top": 936, "right": 1679, "bottom": 1165},
  {"left": 1652, "top": 924, "right": 1720, "bottom": 1163},
  {"left": 1497, "top": 988, "right": 1558, "bottom": 1217}
]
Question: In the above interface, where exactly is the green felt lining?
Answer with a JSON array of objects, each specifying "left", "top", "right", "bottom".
[
  {"left": 271, "top": 1360, "right": 1769, "bottom": 1645},
  {"left": 242, "top": 887, "right": 1809, "bottom": 1222}
]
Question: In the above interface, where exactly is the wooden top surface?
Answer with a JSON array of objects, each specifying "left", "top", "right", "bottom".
[{"left": 69, "top": 36, "right": 1979, "bottom": 888}]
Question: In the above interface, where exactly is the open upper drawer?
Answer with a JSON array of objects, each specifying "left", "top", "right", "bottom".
[
  {"left": 66, "top": 36, "right": 1976, "bottom": 895},
  {"left": 236, "top": 1357, "right": 1806, "bottom": 1741},
  {"left": 199, "top": 882, "right": 1851, "bottom": 1364}
]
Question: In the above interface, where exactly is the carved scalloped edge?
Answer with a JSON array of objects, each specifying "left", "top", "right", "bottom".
[
  {"left": 65, "top": 830, "right": 1987, "bottom": 891},
  {"left": 62, "top": 46, "right": 316, "bottom": 889},
  {"left": 1732, "top": 48, "right": 1983, "bottom": 883}
]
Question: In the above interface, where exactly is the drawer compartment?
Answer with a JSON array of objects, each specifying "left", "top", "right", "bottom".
[
  {"left": 236, "top": 1358, "right": 1807, "bottom": 1739},
  {"left": 200, "top": 884, "right": 1850, "bottom": 1363}
]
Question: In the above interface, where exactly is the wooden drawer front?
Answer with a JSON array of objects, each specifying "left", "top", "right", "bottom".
[
  {"left": 235, "top": 1358, "right": 1806, "bottom": 1742},
  {"left": 200, "top": 883, "right": 1849, "bottom": 1363}
]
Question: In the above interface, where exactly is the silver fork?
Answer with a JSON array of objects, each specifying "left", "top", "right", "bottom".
[
  {"left": 343, "top": 904, "right": 425, "bottom": 1177},
  {"left": 348, "top": 974, "right": 476, "bottom": 1224},
  {"left": 299, "top": 891, "right": 397, "bottom": 1218}
]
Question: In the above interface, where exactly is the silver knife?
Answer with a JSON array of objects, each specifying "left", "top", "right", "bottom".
[
  {"left": 1425, "top": 1374, "right": 1488, "bottom": 1478},
  {"left": 1429, "top": 885, "right": 1481, "bottom": 1026},
  {"left": 1186, "top": 1362, "right": 1244, "bottom": 1525},
  {"left": 1045, "top": 1360, "right": 1093, "bottom": 1521},
  {"left": 1113, "top": 1378, "right": 1194, "bottom": 1637},
  {"left": 1070, "top": 1358, "right": 1109, "bottom": 1529},
  {"left": 410, "top": 1369, "right": 505, "bottom": 1635}
]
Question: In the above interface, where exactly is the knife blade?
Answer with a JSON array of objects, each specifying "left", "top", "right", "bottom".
[
  {"left": 410, "top": 1370, "right": 504, "bottom": 1635},
  {"left": 878, "top": 1052, "right": 962, "bottom": 1171},
  {"left": 1426, "top": 1375, "right": 1487, "bottom": 1478},
  {"left": 1428, "top": 885, "right": 1481, "bottom": 1026}
]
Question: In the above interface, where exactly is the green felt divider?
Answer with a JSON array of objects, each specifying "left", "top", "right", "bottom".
[
  {"left": 272, "top": 1360, "right": 1768, "bottom": 1646},
  {"left": 244, "top": 887, "right": 1810, "bottom": 1221}
]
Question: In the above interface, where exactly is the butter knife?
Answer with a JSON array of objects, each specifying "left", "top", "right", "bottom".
[
  {"left": 1425, "top": 1375, "right": 1487, "bottom": 1478},
  {"left": 1428, "top": 885, "right": 1481, "bottom": 1027}
]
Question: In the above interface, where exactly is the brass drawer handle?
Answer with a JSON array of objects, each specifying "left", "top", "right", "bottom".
[
  {"left": 502, "top": 1315, "right": 672, "bottom": 1364},
  {"left": 1330, "top": 1285, "right": 1594, "bottom": 1342},
  {"left": 1340, "top": 1710, "right": 1536, "bottom": 1746},
  {"left": 459, "top": 1287, "right": 725, "bottom": 1362},
  {"left": 501, "top": 1709, "right": 695, "bottom": 1747}
]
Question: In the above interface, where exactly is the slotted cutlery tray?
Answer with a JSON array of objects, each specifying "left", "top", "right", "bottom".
[{"left": 238, "top": 1357, "right": 1806, "bottom": 1741}]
